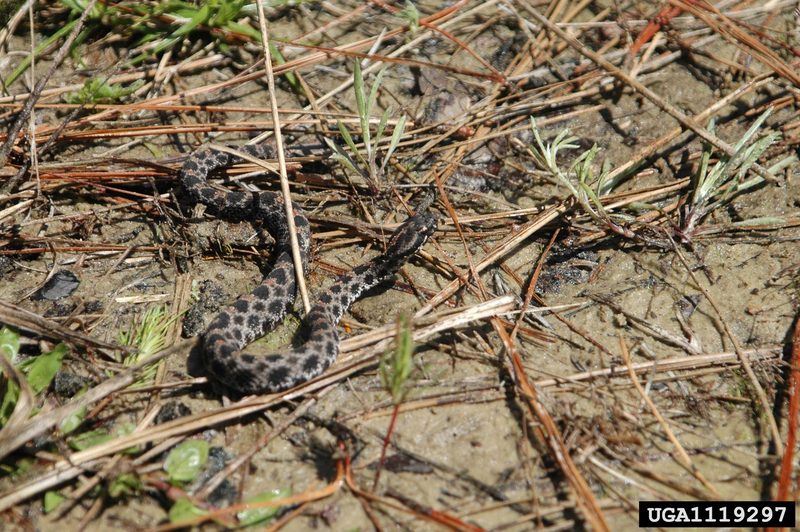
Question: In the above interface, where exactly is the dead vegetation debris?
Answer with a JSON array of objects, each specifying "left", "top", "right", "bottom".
[{"left": 1, "top": 1, "right": 799, "bottom": 530}]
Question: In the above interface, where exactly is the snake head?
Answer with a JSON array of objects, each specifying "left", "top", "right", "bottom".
[{"left": 387, "top": 209, "right": 437, "bottom": 259}]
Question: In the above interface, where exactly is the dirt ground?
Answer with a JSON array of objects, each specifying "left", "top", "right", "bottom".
[{"left": 1, "top": 1, "right": 799, "bottom": 530}]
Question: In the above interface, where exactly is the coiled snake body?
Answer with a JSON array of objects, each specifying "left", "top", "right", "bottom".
[{"left": 181, "top": 144, "right": 436, "bottom": 394}]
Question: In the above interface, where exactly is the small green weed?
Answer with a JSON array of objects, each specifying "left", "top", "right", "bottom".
[
  {"left": 326, "top": 61, "right": 407, "bottom": 193},
  {"left": 64, "top": 79, "right": 145, "bottom": 104},
  {"left": 681, "top": 108, "right": 785, "bottom": 239},
  {"left": 396, "top": 1, "right": 420, "bottom": 34},
  {"left": 529, "top": 118, "right": 636, "bottom": 237},
  {"left": 8, "top": 0, "right": 304, "bottom": 90},
  {"left": 0, "top": 326, "right": 67, "bottom": 428},
  {"left": 379, "top": 314, "right": 415, "bottom": 404},
  {"left": 119, "top": 304, "right": 178, "bottom": 385}
]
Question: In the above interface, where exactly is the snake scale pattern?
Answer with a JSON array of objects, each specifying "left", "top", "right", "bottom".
[{"left": 181, "top": 144, "right": 436, "bottom": 394}]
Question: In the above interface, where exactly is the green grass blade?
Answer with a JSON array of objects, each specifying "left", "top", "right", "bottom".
[
  {"left": 172, "top": 5, "right": 210, "bottom": 37},
  {"left": 381, "top": 114, "right": 406, "bottom": 172},
  {"left": 324, "top": 137, "right": 366, "bottom": 179},
  {"left": 353, "top": 61, "right": 371, "bottom": 158},
  {"left": 266, "top": 39, "right": 301, "bottom": 93},
  {"left": 731, "top": 107, "right": 773, "bottom": 153},
  {"left": 375, "top": 108, "right": 390, "bottom": 148},
  {"left": 368, "top": 67, "right": 387, "bottom": 125},
  {"left": 337, "top": 120, "right": 368, "bottom": 168},
  {"left": 5, "top": 20, "right": 79, "bottom": 87}
]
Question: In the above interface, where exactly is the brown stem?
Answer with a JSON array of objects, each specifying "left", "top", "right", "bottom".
[{"left": 372, "top": 402, "right": 400, "bottom": 492}]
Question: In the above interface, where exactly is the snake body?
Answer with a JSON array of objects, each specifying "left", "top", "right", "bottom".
[{"left": 180, "top": 144, "right": 436, "bottom": 394}]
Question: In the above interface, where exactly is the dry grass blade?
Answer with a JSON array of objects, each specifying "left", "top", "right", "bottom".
[
  {"left": 497, "top": 318, "right": 610, "bottom": 531},
  {"left": 671, "top": 0, "right": 800, "bottom": 86},
  {"left": 415, "top": 204, "right": 568, "bottom": 314},
  {"left": 0, "top": 299, "right": 124, "bottom": 353},
  {"left": 776, "top": 314, "right": 800, "bottom": 501},
  {"left": 254, "top": 0, "right": 310, "bottom": 313},
  {"left": 534, "top": 347, "right": 781, "bottom": 388},
  {"left": 0, "top": 0, "right": 98, "bottom": 176},
  {"left": 618, "top": 335, "right": 720, "bottom": 498}
]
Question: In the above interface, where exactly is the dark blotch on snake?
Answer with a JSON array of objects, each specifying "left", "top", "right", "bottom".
[
  {"left": 268, "top": 300, "right": 284, "bottom": 315},
  {"left": 303, "top": 355, "right": 319, "bottom": 373},
  {"left": 268, "top": 366, "right": 290, "bottom": 388}
]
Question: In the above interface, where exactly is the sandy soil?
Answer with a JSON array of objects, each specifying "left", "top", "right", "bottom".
[{"left": 1, "top": 1, "right": 799, "bottom": 530}]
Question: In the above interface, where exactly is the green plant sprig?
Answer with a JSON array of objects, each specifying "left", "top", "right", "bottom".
[
  {"left": 529, "top": 117, "right": 636, "bottom": 238},
  {"left": 326, "top": 61, "right": 407, "bottom": 193},
  {"left": 682, "top": 108, "right": 781, "bottom": 237},
  {"left": 379, "top": 314, "right": 415, "bottom": 405},
  {"left": 119, "top": 304, "right": 177, "bottom": 385},
  {"left": 8, "top": 0, "right": 292, "bottom": 91}
]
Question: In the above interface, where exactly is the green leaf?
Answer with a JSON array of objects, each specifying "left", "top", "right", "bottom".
[
  {"left": 164, "top": 440, "right": 209, "bottom": 484},
  {"left": 0, "top": 329, "right": 21, "bottom": 426},
  {"left": 68, "top": 429, "right": 113, "bottom": 451},
  {"left": 570, "top": 144, "right": 598, "bottom": 185},
  {"left": 172, "top": 4, "right": 210, "bottom": 37},
  {"left": 5, "top": 20, "right": 79, "bottom": 87},
  {"left": 267, "top": 40, "right": 301, "bottom": 93},
  {"left": 695, "top": 108, "right": 776, "bottom": 207},
  {"left": 0, "top": 382, "right": 20, "bottom": 429},
  {"left": 25, "top": 343, "right": 67, "bottom": 394},
  {"left": 236, "top": 487, "right": 291, "bottom": 526},
  {"left": 207, "top": 0, "right": 246, "bottom": 26},
  {"left": 44, "top": 491, "right": 66, "bottom": 513},
  {"left": 324, "top": 138, "right": 362, "bottom": 177},
  {"left": 226, "top": 20, "right": 261, "bottom": 41},
  {"left": 375, "top": 107, "right": 390, "bottom": 148},
  {"left": 108, "top": 473, "right": 142, "bottom": 498},
  {"left": 381, "top": 114, "right": 406, "bottom": 172},
  {"left": 60, "top": 404, "right": 87, "bottom": 434},
  {"left": 0, "top": 457, "right": 33, "bottom": 478},
  {"left": 353, "top": 61, "right": 368, "bottom": 146},
  {"left": 168, "top": 498, "right": 207, "bottom": 523},
  {"left": 0, "top": 327, "right": 20, "bottom": 360},
  {"left": 68, "top": 421, "right": 135, "bottom": 451},
  {"left": 336, "top": 120, "right": 368, "bottom": 168}
]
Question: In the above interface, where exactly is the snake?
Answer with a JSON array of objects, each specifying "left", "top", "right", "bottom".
[{"left": 180, "top": 144, "right": 437, "bottom": 394}]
